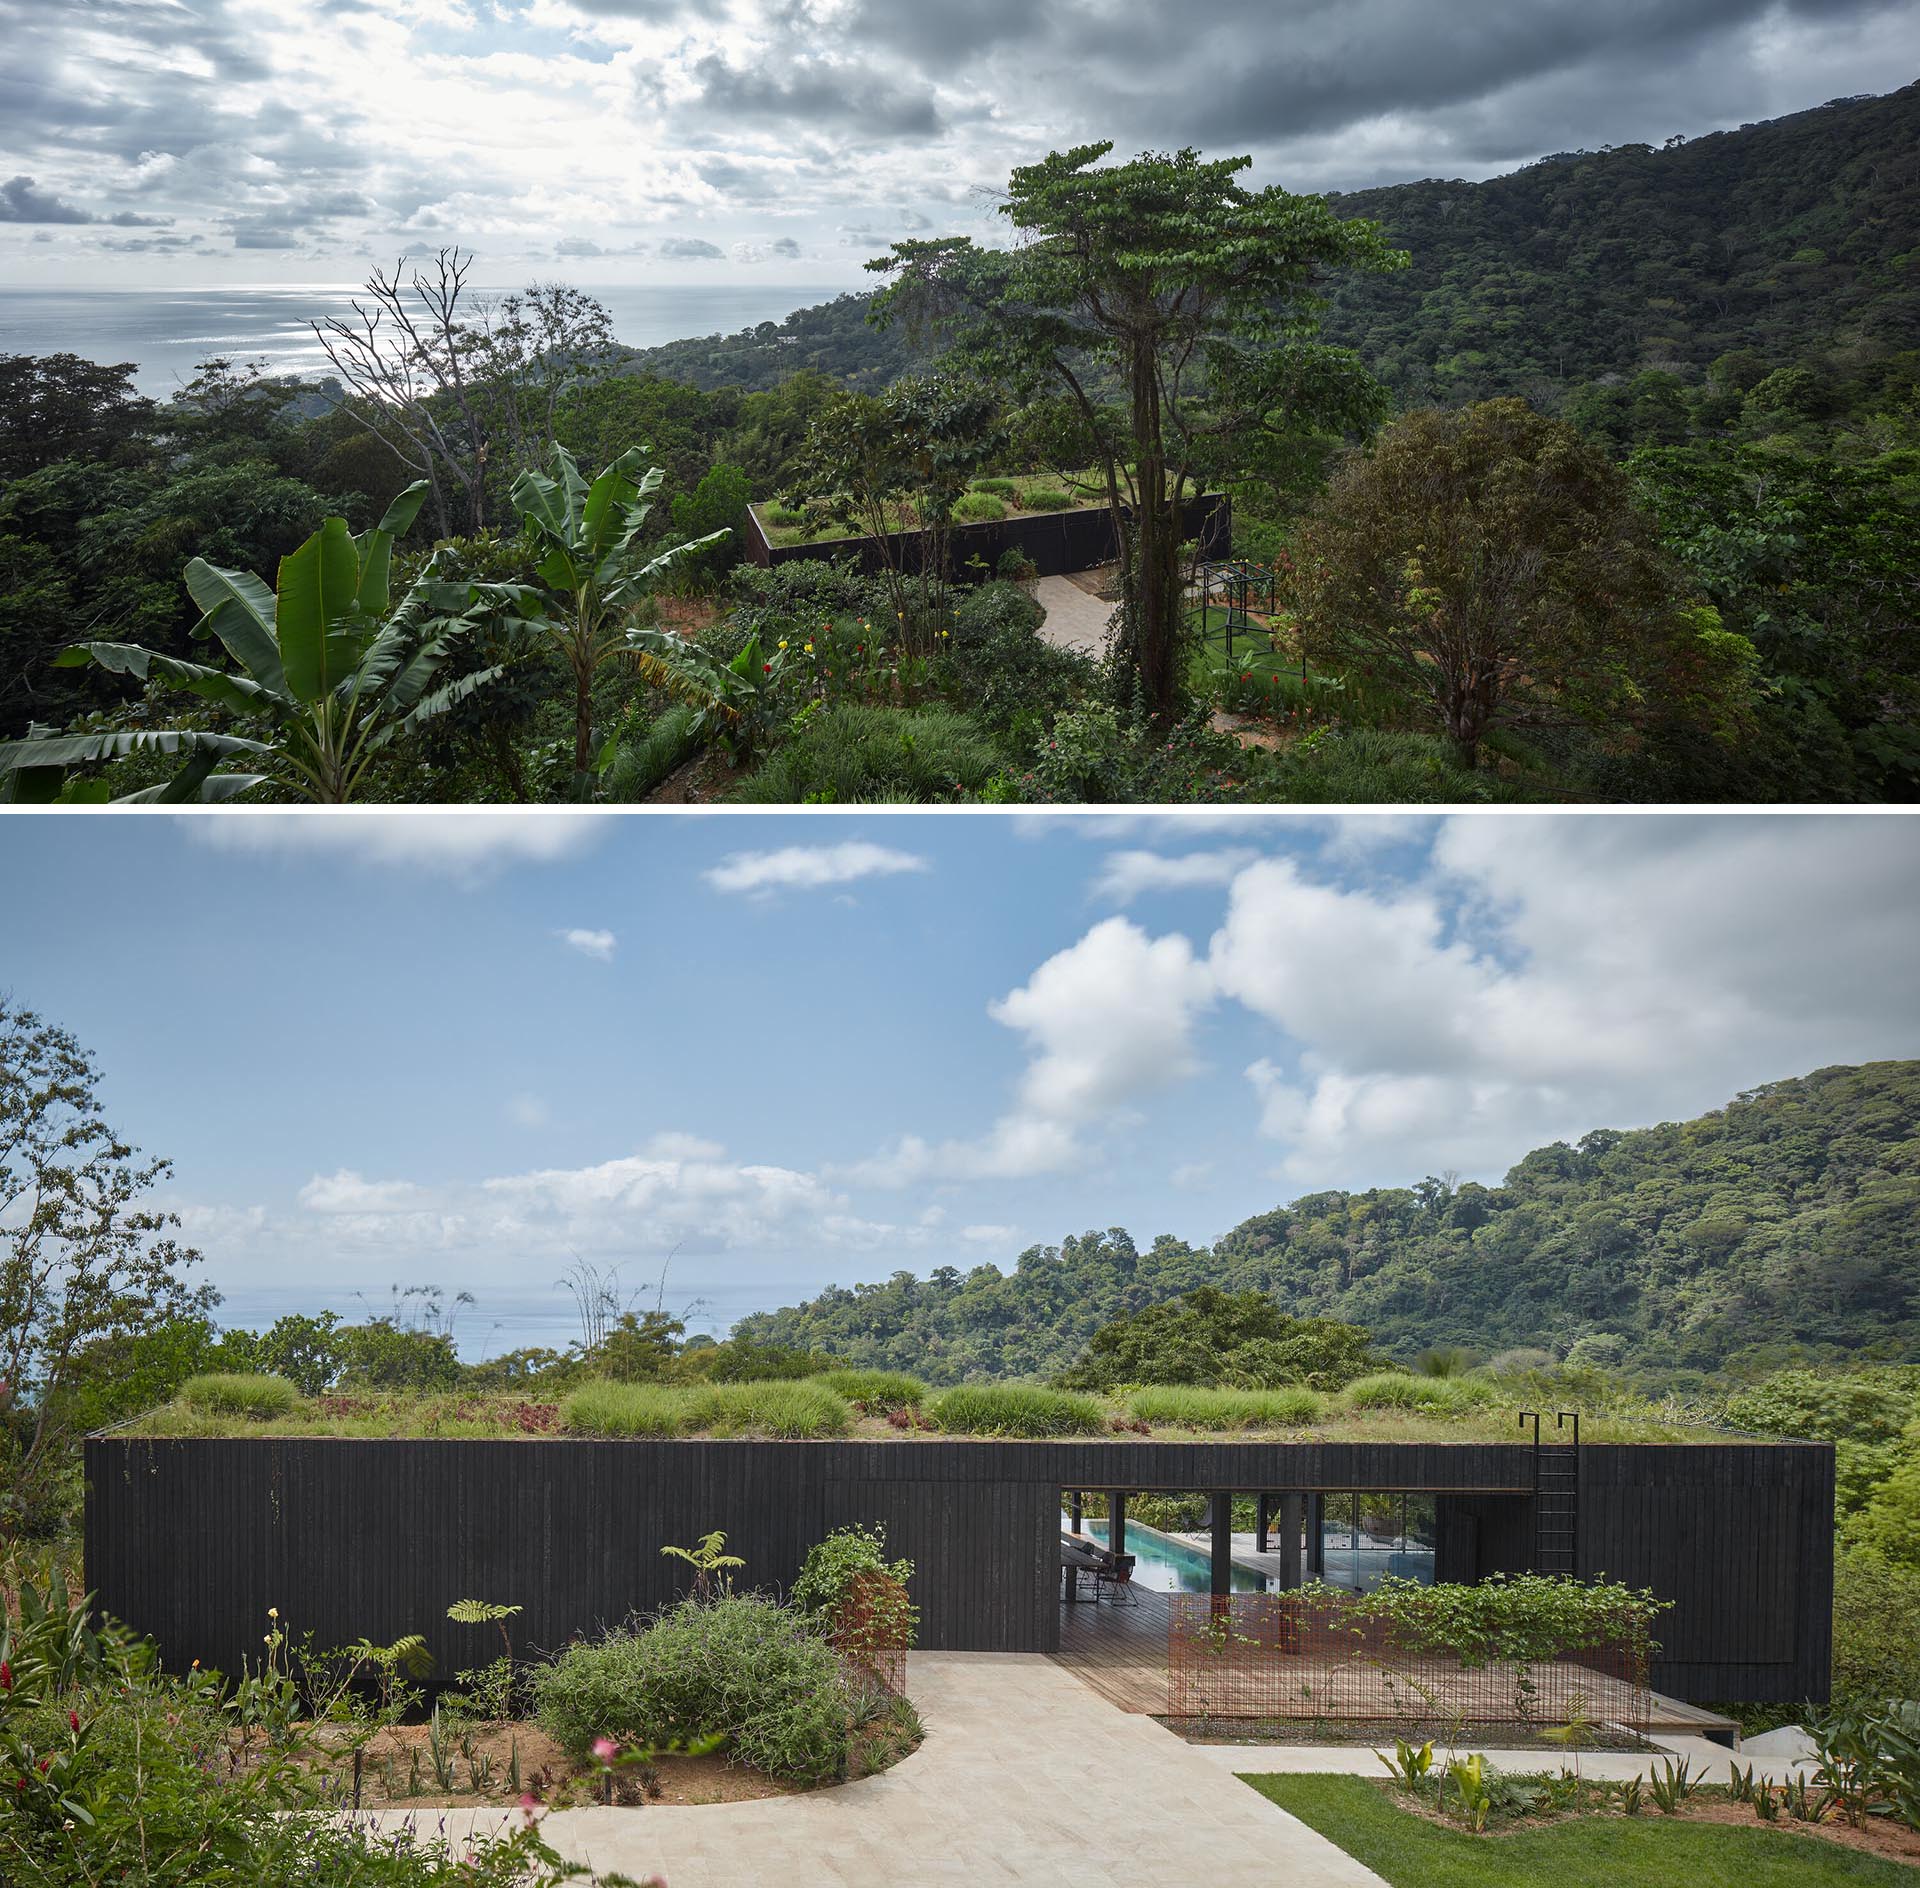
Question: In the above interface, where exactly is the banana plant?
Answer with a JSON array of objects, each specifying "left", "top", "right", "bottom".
[
  {"left": 0, "top": 724, "right": 270, "bottom": 803},
  {"left": 506, "top": 443, "right": 730, "bottom": 789},
  {"left": 17, "top": 483, "right": 507, "bottom": 803}
]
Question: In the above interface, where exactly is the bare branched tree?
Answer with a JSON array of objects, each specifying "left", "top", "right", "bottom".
[{"left": 313, "top": 251, "right": 620, "bottom": 538}]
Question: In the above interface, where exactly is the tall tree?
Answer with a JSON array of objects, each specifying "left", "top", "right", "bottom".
[
  {"left": 0, "top": 999, "right": 206, "bottom": 1537},
  {"left": 868, "top": 144, "right": 1403, "bottom": 716},
  {"left": 1288, "top": 398, "right": 1759, "bottom": 767}
]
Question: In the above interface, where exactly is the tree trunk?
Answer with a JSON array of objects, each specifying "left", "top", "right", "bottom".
[
  {"left": 572, "top": 668, "right": 594, "bottom": 785},
  {"left": 1129, "top": 338, "right": 1180, "bottom": 722}
]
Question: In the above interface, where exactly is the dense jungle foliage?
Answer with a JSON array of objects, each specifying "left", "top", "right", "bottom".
[
  {"left": 1, "top": 92, "right": 1915, "bottom": 801},
  {"left": 735, "top": 1061, "right": 1920, "bottom": 1384}
]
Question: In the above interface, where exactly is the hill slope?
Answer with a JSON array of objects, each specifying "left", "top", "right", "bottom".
[
  {"left": 627, "top": 87, "right": 1919, "bottom": 404},
  {"left": 1318, "top": 84, "right": 1920, "bottom": 404},
  {"left": 733, "top": 1062, "right": 1920, "bottom": 1382}
]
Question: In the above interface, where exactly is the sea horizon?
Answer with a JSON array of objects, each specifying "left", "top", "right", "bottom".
[{"left": 0, "top": 280, "right": 858, "bottom": 396}]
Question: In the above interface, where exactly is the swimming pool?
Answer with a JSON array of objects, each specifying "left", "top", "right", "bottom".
[{"left": 1062, "top": 1514, "right": 1269, "bottom": 1594}]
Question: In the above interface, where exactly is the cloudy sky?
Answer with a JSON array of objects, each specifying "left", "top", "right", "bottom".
[
  {"left": 4, "top": 811, "right": 1916, "bottom": 1354},
  {"left": 1, "top": 0, "right": 1916, "bottom": 288}
]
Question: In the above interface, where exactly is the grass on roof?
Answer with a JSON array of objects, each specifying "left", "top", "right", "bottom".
[{"left": 116, "top": 1371, "right": 1737, "bottom": 1444}]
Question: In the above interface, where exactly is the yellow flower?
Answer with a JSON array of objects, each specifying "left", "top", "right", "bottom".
[
  {"left": 804, "top": 642, "right": 815, "bottom": 654},
  {"left": 268, "top": 1608, "right": 279, "bottom": 1619},
  {"left": 778, "top": 639, "right": 788, "bottom": 649}
]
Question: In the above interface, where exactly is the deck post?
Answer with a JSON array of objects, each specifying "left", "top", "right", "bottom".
[
  {"left": 1109, "top": 1491, "right": 1126, "bottom": 1557},
  {"left": 1306, "top": 1493, "right": 1325, "bottom": 1579},
  {"left": 1210, "top": 1490, "right": 1233, "bottom": 1597},
  {"left": 1070, "top": 1491, "right": 1082, "bottom": 1531},
  {"left": 1255, "top": 1492, "right": 1270, "bottom": 1554},
  {"left": 1278, "top": 1493, "right": 1304, "bottom": 1589}
]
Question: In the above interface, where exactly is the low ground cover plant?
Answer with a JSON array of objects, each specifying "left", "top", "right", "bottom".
[
  {"left": 731, "top": 703, "right": 1002, "bottom": 802},
  {"left": 926, "top": 1384, "right": 1107, "bottom": 1438}
]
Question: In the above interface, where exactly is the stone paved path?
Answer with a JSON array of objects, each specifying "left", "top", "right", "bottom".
[
  {"left": 355, "top": 1653, "right": 1387, "bottom": 1888},
  {"left": 1032, "top": 574, "right": 1117, "bottom": 658}
]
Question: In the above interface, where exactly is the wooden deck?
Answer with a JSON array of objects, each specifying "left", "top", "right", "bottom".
[{"left": 1049, "top": 1592, "right": 1739, "bottom": 1739}]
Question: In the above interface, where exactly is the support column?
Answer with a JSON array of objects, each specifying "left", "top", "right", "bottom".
[
  {"left": 1306, "top": 1493, "right": 1325, "bottom": 1579},
  {"left": 1109, "top": 1491, "right": 1127, "bottom": 1557},
  {"left": 1210, "top": 1490, "right": 1233, "bottom": 1597},
  {"left": 1278, "top": 1493, "right": 1304, "bottom": 1590},
  {"left": 1255, "top": 1492, "right": 1271, "bottom": 1555},
  {"left": 1070, "top": 1491, "right": 1083, "bottom": 1531}
]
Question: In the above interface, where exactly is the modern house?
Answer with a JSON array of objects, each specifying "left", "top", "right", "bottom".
[{"left": 85, "top": 1427, "right": 1832, "bottom": 1707}]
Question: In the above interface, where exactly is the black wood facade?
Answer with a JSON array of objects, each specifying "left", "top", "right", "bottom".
[
  {"left": 742, "top": 492, "right": 1231, "bottom": 582},
  {"left": 84, "top": 1435, "right": 1832, "bottom": 1703}
]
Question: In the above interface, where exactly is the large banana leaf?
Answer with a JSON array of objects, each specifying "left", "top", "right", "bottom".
[
  {"left": 0, "top": 726, "right": 271, "bottom": 804},
  {"left": 183, "top": 559, "right": 286, "bottom": 693},
  {"left": 352, "top": 479, "right": 431, "bottom": 618},
  {"left": 276, "top": 517, "right": 364, "bottom": 703},
  {"left": 53, "top": 642, "right": 275, "bottom": 720}
]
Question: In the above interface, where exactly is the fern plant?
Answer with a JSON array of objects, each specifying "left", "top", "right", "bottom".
[{"left": 660, "top": 1530, "right": 746, "bottom": 1601}]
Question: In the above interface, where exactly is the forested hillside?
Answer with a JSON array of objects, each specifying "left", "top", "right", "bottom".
[
  {"left": 616, "top": 292, "right": 930, "bottom": 393},
  {"left": 732, "top": 1062, "right": 1920, "bottom": 1383},
  {"left": 627, "top": 87, "right": 1919, "bottom": 409},
  {"left": 1318, "top": 84, "right": 1920, "bottom": 405}
]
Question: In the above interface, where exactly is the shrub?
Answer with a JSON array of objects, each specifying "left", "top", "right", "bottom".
[
  {"left": 560, "top": 1380, "right": 852, "bottom": 1439},
  {"left": 703, "top": 1381, "right": 852, "bottom": 1439},
  {"left": 1833, "top": 1545, "right": 1920, "bottom": 1706},
  {"left": 996, "top": 545, "right": 1039, "bottom": 582},
  {"left": 1020, "top": 485, "right": 1074, "bottom": 511},
  {"left": 928, "top": 1384, "right": 1107, "bottom": 1438},
  {"left": 177, "top": 1372, "right": 299, "bottom": 1420},
  {"left": 813, "top": 1369, "right": 927, "bottom": 1411},
  {"left": 970, "top": 477, "right": 1018, "bottom": 497},
  {"left": 951, "top": 492, "right": 1005, "bottom": 522},
  {"left": 561, "top": 1381, "right": 692, "bottom": 1437},
  {"left": 1127, "top": 1385, "right": 1326, "bottom": 1429},
  {"left": 760, "top": 502, "right": 806, "bottom": 528},
  {"left": 602, "top": 702, "right": 699, "bottom": 801},
  {"left": 1342, "top": 1372, "right": 1497, "bottom": 1413},
  {"left": 790, "top": 1523, "right": 916, "bottom": 1631},
  {"left": 533, "top": 1595, "right": 859, "bottom": 1785},
  {"left": 731, "top": 704, "right": 1002, "bottom": 803}
]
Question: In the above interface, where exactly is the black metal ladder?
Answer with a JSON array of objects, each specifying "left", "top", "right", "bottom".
[{"left": 1523, "top": 1411, "right": 1580, "bottom": 1574}]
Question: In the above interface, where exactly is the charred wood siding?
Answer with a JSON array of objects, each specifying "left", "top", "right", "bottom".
[
  {"left": 742, "top": 493, "right": 1231, "bottom": 581},
  {"left": 84, "top": 1437, "right": 1830, "bottom": 1702}
]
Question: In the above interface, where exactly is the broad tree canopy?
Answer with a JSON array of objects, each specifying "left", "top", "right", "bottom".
[{"left": 868, "top": 143, "right": 1404, "bottom": 716}]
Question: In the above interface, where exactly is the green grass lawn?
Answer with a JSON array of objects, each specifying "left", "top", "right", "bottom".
[{"left": 1241, "top": 1775, "right": 1917, "bottom": 1887}]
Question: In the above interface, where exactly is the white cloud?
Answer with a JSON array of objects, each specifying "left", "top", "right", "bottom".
[
  {"left": 848, "top": 916, "right": 1214, "bottom": 1185},
  {"left": 557, "top": 927, "right": 617, "bottom": 962},
  {"left": 1092, "top": 847, "right": 1258, "bottom": 904},
  {"left": 1170, "top": 1160, "right": 1216, "bottom": 1191},
  {"left": 507, "top": 1094, "right": 551, "bottom": 1129},
  {"left": 297, "top": 1169, "right": 432, "bottom": 1214},
  {"left": 961, "top": 1223, "right": 1018, "bottom": 1245},
  {"left": 991, "top": 917, "right": 1215, "bottom": 1123},
  {"left": 188, "top": 813, "right": 608, "bottom": 877},
  {"left": 1212, "top": 815, "right": 1920, "bottom": 1183},
  {"left": 703, "top": 841, "right": 931, "bottom": 896}
]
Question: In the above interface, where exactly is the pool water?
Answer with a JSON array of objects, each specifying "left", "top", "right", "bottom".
[{"left": 1063, "top": 1514, "right": 1269, "bottom": 1594}]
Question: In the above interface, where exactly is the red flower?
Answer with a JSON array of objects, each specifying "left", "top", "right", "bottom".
[
  {"left": 69, "top": 1711, "right": 80, "bottom": 1734},
  {"left": 0, "top": 1660, "right": 11, "bottom": 1691},
  {"left": 38, "top": 1757, "right": 50, "bottom": 1774}
]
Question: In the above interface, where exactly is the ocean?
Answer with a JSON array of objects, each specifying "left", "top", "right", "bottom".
[{"left": 0, "top": 282, "right": 854, "bottom": 396}]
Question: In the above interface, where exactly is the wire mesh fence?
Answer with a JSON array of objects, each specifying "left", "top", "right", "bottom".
[
  {"left": 1166, "top": 1591, "right": 1652, "bottom": 1736},
  {"left": 830, "top": 1569, "right": 912, "bottom": 1699}
]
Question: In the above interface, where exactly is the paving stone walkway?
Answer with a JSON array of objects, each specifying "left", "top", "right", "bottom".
[
  {"left": 1032, "top": 574, "right": 1117, "bottom": 658},
  {"left": 355, "top": 1653, "right": 1387, "bottom": 1888}
]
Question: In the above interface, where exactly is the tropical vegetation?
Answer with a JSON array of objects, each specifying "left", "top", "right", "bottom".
[{"left": 3, "top": 89, "right": 1913, "bottom": 802}]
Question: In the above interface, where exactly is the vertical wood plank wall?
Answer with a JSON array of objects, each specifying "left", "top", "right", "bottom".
[{"left": 84, "top": 1437, "right": 1831, "bottom": 1702}]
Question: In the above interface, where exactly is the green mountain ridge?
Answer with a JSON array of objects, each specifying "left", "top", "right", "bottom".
[
  {"left": 732, "top": 1061, "right": 1920, "bottom": 1383},
  {"left": 620, "top": 84, "right": 1920, "bottom": 406}
]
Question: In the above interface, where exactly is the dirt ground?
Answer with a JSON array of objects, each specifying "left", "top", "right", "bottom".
[{"left": 645, "top": 746, "right": 742, "bottom": 803}]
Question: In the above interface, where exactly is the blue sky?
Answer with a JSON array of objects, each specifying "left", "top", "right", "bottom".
[{"left": 5, "top": 810, "right": 1917, "bottom": 1358}]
